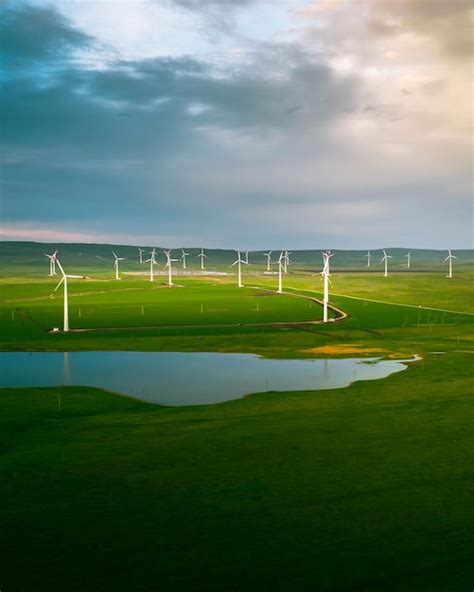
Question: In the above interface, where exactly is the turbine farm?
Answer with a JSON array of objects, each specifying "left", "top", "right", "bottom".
[{"left": 1, "top": 242, "right": 473, "bottom": 592}]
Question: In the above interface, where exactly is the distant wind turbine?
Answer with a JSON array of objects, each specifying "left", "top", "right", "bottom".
[
  {"left": 52, "top": 259, "right": 84, "bottom": 332},
  {"left": 44, "top": 250, "right": 58, "bottom": 276},
  {"left": 381, "top": 250, "right": 392, "bottom": 277},
  {"left": 197, "top": 249, "right": 207, "bottom": 270},
  {"left": 321, "top": 250, "right": 334, "bottom": 323},
  {"left": 244, "top": 251, "right": 250, "bottom": 265},
  {"left": 277, "top": 251, "right": 284, "bottom": 294},
  {"left": 283, "top": 250, "right": 291, "bottom": 273},
  {"left": 366, "top": 251, "right": 371, "bottom": 268},
  {"left": 405, "top": 251, "right": 411, "bottom": 269},
  {"left": 445, "top": 249, "right": 456, "bottom": 278},
  {"left": 263, "top": 251, "right": 273, "bottom": 272},
  {"left": 164, "top": 250, "right": 180, "bottom": 286},
  {"left": 138, "top": 248, "right": 145, "bottom": 264},
  {"left": 231, "top": 251, "right": 247, "bottom": 288},
  {"left": 181, "top": 249, "right": 189, "bottom": 270},
  {"left": 145, "top": 248, "right": 158, "bottom": 282},
  {"left": 112, "top": 251, "right": 125, "bottom": 280}
]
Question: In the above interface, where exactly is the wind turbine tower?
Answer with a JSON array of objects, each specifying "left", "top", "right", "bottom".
[
  {"left": 445, "top": 249, "right": 456, "bottom": 278},
  {"left": 113, "top": 252, "right": 125, "bottom": 280},
  {"left": 283, "top": 250, "right": 291, "bottom": 273},
  {"left": 197, "top": 249, "right": 207, "bottom": 270},
  {"left": 405, "top": 251, "right": 411, "bottom": 269},
  {"left": 138, "top": 248, "right": 145, "bottom": 264},
  {"left": 181, "top": 249, "right": 189, "bottom": 270},
  {"left": 321, "top": 250, "right": 334, "bottom": 323},
  {"left": 231, "top": 251, "right": 247, "bottom": 288},
  {"left": 52, "top": 260, "right": 84, "bottom": 332},
  {"left": 44, "top": 250, "right": 58, "bottom": 276},
  {"left": 145, "top": 248, "right": 158, "bottom": 282},
  {"left": 277, "top": 251, "right": 284, "bottom": 294},
  {"left": 381, "top": 250, "right": 392, "bottom": 277},
  {"left": 263, "top": 251, "right": 272, "bottom": 272},
  {"left": 164, "top": 250, "right": 180, "bottom": 286},
  {"left": 366, "top": 251, "right": 371, "bottom": 268}
]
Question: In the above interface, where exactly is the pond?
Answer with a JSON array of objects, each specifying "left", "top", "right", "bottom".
[{"left": 0, "top": 351, "right": 418, "bottom": 406}]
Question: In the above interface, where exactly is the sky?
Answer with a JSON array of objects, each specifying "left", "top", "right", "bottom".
[{"left": 0, "top": 0, "right": 472, "bottom": 249}]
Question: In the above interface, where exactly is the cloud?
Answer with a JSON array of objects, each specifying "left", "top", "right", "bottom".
[
  {"left": 0, "top": 2, "right": 91, "bottom": 66},
  {"left": 0, "top": 1, "right": 472, "bottom": 248}
]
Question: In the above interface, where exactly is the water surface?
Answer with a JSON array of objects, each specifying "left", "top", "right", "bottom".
[{"left": 0, "top": 351, "right": 414, "bottom": 406}]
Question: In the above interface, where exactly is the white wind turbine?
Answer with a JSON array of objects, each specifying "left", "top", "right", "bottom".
[
  {"left": 112, "top": 251, "right": 125, "bottom": 280},
  {"left": 381, "top": 250, "right": 392, "bottom": 277},
  {"left": 366, "top": 251, "right": 371, "bottom": 268},
  {"left": 277, "top": 251, "right": 284, "bottom": 294},
  {"left": 181, "top": 249, "right": 189, "bottom": 270},
  {"left": 445, "top": 249, "right": 456, "bottom": 278},
  {"left": 164, "top": 250, "right": 180, "bottom": 286},
  {"left": 197, "top": 249, "right": 207, "bottom": 270},
  {"left": 263, "top": 251, "right": 273, "bottom": 272},
  {"left": 145, "top": 248, "right": 158, "bottom": 282},
  {"left": 321, "top": 250, "right": 334, "bottom": 323},
  {"left": 52, "top": 259, "right": 84, "bottom": 332},
  {"left": 44, "top": 250, "right": 58, "bottom": 276},
  {"left": 405, "top": 251, "right": 411, "bottom": 269},
  {"left": 138, "top": 248, "right": 145, "bottom": 264},
  {"left": 244, "top": 251, "right": 250, "bottom": 265},
  {"left": 231, "top": 251, "right": 247, "bottom": 288},
  {"left": 283, "top": 250, "right": 291, "bottom": 273}
]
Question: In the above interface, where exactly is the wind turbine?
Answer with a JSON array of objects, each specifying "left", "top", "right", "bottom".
[
  {"left": 244, "top": 251, "right": 250, "bottom": 265},
  {"left": 231, "top": 251, "right": 247, "bottom": 288},
  {"left": 145, "top": 248, "right": 158, "bottom": 282},
  {"left": 52, "top": 259, "right": 84, "bottom": 332},
  {"left": 380, "top": 250, "right": 392, "bottom": 277},
  {"left": 197, "top": 249, "right": 207, "bottom": 270},
  {"left": 263, "top": 251, "right": 273, "bottom": 272},
  {"left": 445, "top": 249, "right": 456, "bottom": 278},
  {"left": 283, "top": 250, "right": 291, "bottom": 273},
  {"left": 277, "top": 251, "right": 284, "bottom": 294},
  {"left": 321, "top": 250, "right": 334, "bottom": 323},
  {"left": 112, "top": 251, "right": 125, "bottom": 280},
  {"left": 164, "top": 250, "right": 180, "bottom": 286},
  {"left": 405, "top": 251, "right": 411, "bottom": 269},
  {"left": 181, "top": 249, "right": 189, "bottom": 270},
  {"left": 44, "top": 250, "right": 58, "bottom": 276},
  {"left": 366, "top": 251, "right": 371, "bottom": 268},
  {"left": 138, "top": 248, "right": 145, "bottom": 264}
]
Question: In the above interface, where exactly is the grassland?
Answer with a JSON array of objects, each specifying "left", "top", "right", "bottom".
[{"left": 1, "top": 248, "right": 473, "bottom": 591}]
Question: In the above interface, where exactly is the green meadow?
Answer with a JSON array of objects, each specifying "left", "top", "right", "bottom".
[{"left": 1, "top": 244, "right": 473, "bottom": 591}]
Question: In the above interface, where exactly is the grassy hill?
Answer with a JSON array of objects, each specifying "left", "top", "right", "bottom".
[{"left": 1, "top": 241, "right": 473, "bottom": 277}]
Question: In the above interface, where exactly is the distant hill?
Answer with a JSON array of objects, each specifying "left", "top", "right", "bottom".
[{"left": 0, "top": 241, "right": 473, "bottom": 277}]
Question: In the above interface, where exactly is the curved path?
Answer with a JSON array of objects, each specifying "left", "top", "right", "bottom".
[{"left": 49, "top": 286, "right": 347, "bottom": 334}]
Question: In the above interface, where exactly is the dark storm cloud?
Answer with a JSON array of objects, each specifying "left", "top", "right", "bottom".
[
  {"left": 1, "top": 2, "right": 360, "bottom": 237},
  {"left": 0, "top": 2, "right": 91, "bottom": 67}
]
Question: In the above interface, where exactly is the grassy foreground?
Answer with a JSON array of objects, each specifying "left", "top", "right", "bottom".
[
  {"left": 1, "top": 268, "right": 473, "bottom": 591},
  {"left": 1, "top": 351, "right": 474, "bottom": 592}
]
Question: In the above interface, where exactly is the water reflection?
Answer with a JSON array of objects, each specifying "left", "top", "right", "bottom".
[{"left": 0, "top": 351, "right": 417, "bottom": 406}]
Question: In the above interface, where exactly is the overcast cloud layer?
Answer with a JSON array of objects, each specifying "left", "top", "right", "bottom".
[{"left": 1, "top": 0, "right": 472, "bottom": 248}]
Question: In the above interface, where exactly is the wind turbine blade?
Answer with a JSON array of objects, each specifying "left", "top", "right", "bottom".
[
  {"left": 55, "top": 260, "right": 66, "bottom": 276},
  {"left": 53, "top": 277, "right": 65, "bottom": 292}
]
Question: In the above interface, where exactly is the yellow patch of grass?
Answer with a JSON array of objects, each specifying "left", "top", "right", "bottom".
[{"left": 304, "top": 344, "right": 386, "bottom": 356}]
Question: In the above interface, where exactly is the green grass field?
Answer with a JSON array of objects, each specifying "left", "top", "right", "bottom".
[{"left": 1, "top": 245, "right": 473, "bottom": 591}]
